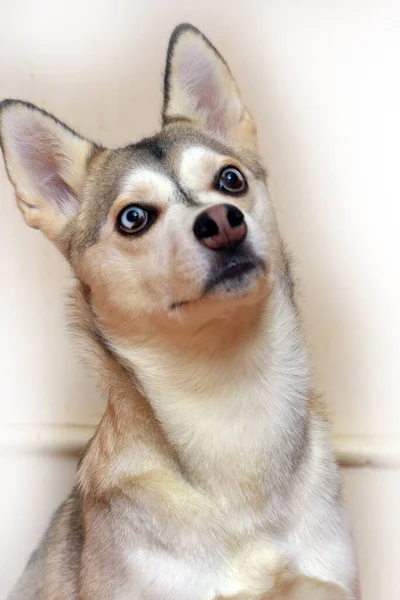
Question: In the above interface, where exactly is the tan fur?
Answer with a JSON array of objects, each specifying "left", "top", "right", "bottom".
[{"left": 2, "top": 23, "right": 360, "bottom": 600}]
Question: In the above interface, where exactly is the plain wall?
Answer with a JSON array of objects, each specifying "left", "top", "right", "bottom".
[{"left": 1, "top": 1, "right": 400, "bottom": 597}]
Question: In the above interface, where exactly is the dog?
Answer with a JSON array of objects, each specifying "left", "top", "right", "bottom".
[{"left": 0, "top": 23, "right": 360, "bottom": 600}]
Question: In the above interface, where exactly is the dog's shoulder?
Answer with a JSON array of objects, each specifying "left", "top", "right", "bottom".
[{"left": 7, "top": 490, "right": 82, "bottom": 600}]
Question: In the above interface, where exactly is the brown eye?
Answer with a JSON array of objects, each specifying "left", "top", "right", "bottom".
[
  {"left": 218, "top": 166, "right": 246, "bottom": 193},
  {"left": 118, "top": 205, "right": 149, "bottom": 234}
]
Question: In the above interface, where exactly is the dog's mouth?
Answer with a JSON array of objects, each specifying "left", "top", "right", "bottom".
[
  {"left": 204, "top": 257, "right": 265, "bottom": 295},
  {"left": 170, "top": 256, "right": 266, "bottom": 310}
]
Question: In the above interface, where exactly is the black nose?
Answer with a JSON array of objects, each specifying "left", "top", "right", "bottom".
[{"left": 193, "top": 204, "right": 247, "bottom": 250}]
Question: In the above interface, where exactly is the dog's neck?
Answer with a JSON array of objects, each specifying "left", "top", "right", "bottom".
[{"left": 98, "top": 275, "right": 311, "bottom": 500}]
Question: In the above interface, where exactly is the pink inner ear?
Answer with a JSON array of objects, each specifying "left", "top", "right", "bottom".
[
  {"left": 179, "top": 47, "right": 229, "bottom": 134},
  {"left": 13, "top": 120, "right": 79, "bottom": 217}
]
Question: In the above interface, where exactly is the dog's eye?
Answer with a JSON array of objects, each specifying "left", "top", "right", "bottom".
[
  {"left": 218, "top": 167, "right": 246, "bottom": 194},
  {"left": 118, "top": 205, "right": 150, "bottom": 234}
]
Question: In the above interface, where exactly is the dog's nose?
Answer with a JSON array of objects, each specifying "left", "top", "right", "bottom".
[{"left": 193, "top": 204, "right": 247, "bottom": 250}]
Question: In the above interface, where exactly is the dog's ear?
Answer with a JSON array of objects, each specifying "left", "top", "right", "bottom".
[
  {"left": 162, "top": 24, "right": 257, "bottom": 150},
  {"left": 0, "top": 100, "right": 98, "bottom": 246}
]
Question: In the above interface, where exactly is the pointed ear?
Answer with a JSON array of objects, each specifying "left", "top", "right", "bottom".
[
  {"left": 0, "top": 100, "right": 98, "bottom": 245},
  {"left": 162, "top": 24, "right": 257, "bottom": 150}
]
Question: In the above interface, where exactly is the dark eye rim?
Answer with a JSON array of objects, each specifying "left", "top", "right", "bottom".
[
  {"left": 116, "top": 204, "right": 158, "bottom": 237},
  {"left": 216, "top": 165, "right": 247, "bottom": 196}
]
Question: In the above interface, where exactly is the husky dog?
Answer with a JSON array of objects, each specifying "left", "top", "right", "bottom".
[{"left": 0, "top": 23, "right": 359, "bottom": 600}]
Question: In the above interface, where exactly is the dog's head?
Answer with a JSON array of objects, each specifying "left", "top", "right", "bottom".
[{"left": 0, "top": 24, "right": 282, "bottom": 337}]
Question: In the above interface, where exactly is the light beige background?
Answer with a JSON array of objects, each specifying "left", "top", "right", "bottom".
[{"left": 1, "top": 1, "right": 399, "bottom": 598}]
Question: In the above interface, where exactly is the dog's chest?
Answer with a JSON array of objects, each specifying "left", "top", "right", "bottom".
[
  {"left": 144, "top": 385, "right": 290, "bottom": 533},
  {"left": 117, "top": 343, "right": 297, "bottom": 529}
]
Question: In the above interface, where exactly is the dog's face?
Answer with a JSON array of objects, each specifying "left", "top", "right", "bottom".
[
  {"left": 0, "top": 24, "right": 280, "bottom": 335},
  {"left": 71, "top": 125, "right": 279, "bottom": 331}
]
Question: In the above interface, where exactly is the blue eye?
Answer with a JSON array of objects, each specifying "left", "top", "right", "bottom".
[
  {"left": 118, "top": 205, "right": 149, "bottom": 234},
  {"left": 218, "top": 166, "right": 246, "bottom": 193}
]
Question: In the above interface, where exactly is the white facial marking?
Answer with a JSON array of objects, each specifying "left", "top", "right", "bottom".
[
  {"left": 121, "top": 168, "right": 175, "bottom": 202},
  {"left": 178, "top": 146, "right": 223, "bottom": 194}
]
